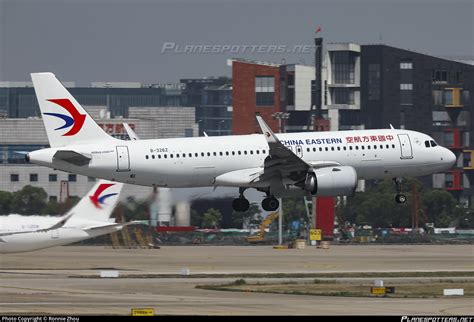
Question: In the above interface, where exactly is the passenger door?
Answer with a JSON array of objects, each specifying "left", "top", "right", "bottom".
[
  {"left": 116, "top": 146, "right": 131, "bottom": 172},
  {"left": 397, "top": 134, "right": 413, "bottom": 159}
]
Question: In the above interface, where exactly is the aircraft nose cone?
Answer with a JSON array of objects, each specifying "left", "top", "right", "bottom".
[{"left": 444, "top": 148, "right": 456, "bottom": 168}]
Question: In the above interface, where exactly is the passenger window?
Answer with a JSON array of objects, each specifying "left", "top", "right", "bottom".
[
  {"left": 373, "top": 145, "right": 377, "bottom": 149},
  {"left": 325, "top": 147, "right": 328, "bottom": 151},
  {"left": 349, "top": 146, "right": 353, "bottom": 150},
  {"left": 380, "top": 145, "right": 383, "bottom": 149},
  {"left": 337, "top": 147, "right": 341, "bottom": 151},
  {"left": 207, "top": 152, "right": 211, "bottom": 157},
  {"left": 355, "top": 146, "right": 359, "bottom": 150},
  {"left": 151, "top": 155, "right": 155, "bottom": 159},
  {"left": 183, "top": 153, "right": 186, "bottom": 158},
  {"left": 386, "top": 144, "right": 389, "bottom": 149},
  {"left": 430, "top": 140, "right": 437, "bottom": 147},
  {"left": 232, "top": 151, "right": 235, "bottom": 155},
  {"left": 425, "top": 141, "right": 430, "bottom": 148},
  {"left": 213, "top": 152, "right": 217, "bottom": 156},
  {"left": 361, "top": 146, "right": 365, "bottom": 150},
  {"left": 256, "top": 150, "right": 259, "bottom": 155},
  {"left": 343, "top": 147, "right": 347, "bottom": 151},
  {"left": 226, "top": 151, "right": 230, "bottom": 156},
  {"left": 158, "top": 155, "right": 161, "bottom": 159},
  {"left": 164, "top": 155, "right": 167, "bottom": 159},
  {"left": 244, "top": 151, "right": 247, "bottom": 155},
  {"left": 250, "top": 150, "right": 253, "bottom": 155},
  {"left": 201, "top": 152, "right": 205, "bottom": 157},
  {"left": 392, "top": 144, "right": 396, "bottom": 148},
  {"left": 319, "top": 147, "right": 322, "bottom": 152},
  {"left": 195, "top": 153, "right": 199, "bottom": 157},
  {"left": 331, "top": 147, "right": 334, "bottom": 151},
  {"left": 189, "top": 153, "right": 192, "bottom": 158},
  {"left": 220, "top": 152, "right": 223, "bottom": 156},
  {"left": 367, "top": 146, "right": 371, "bottom": 150},
  {"left": 145, "top": 155, "right": 149, "bottom": 159},
  {"left": 238, "top": 151, "right": 241, "bottom": 155},
  {"left": 170, "top": 154, "right": 174, "bottom": 158}
]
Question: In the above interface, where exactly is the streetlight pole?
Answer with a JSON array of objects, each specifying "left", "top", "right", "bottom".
[{"left": 271, "top": 112, "right": 290, "bottom": 245}]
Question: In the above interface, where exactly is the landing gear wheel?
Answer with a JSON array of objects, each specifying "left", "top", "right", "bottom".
[
  {"left": 395, "top": 194, "right": 407, "bottom": 204},
  {"left": 262, "top": 197, "right": 279, "bottom": 211},
  {"left": 232, "top": 197, "right": 250, "bottom": 212}
]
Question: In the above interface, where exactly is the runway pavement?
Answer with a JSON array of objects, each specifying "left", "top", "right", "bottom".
[{"left": 0, "top": 245, "right": 473, "bottom": 315}]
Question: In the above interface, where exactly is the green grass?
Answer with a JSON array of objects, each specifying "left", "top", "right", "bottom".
[{"left": 197, "top": 279, "right": 474, "bottom": 298}]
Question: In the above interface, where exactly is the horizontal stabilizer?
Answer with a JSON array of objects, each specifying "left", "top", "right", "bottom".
[
  {"left": 54, "top": 150, "right": 91, "bottom": 166},
  {"left": 84, "top": 221, "right": 143, "bottom": 231}
]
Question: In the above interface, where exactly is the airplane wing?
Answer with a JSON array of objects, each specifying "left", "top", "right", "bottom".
[
  {"left": 53, "top": 150, "right": 91, "bottom": 166},
  {"left": 256, "top": 114, "right": 311, "bottom": 183},
  {"left": 214, "top": 116, "right": 342, "bottom": 187},
  {"left": 0, "top": 213, "right": 74, "bottom": 238}
]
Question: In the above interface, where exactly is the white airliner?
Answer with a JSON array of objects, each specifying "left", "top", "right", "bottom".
[
  {"left": 0, "top": 180, "right": 127, "bottom": 253},
  {"left": 27, "top": 72, "right": 456, "bottom": 212}
]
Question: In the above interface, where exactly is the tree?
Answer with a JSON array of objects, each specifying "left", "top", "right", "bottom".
[
  {"left": 231, "top": 203, "right": 262, "bottom": 229},
  {"left": 201, "top": 208, "right": 222, "bottom": 228},
  {"left": 422, "top": 189, "right": 459, "bottom": 227},
  {"left": 0, "top": 191, "right": 12, "bottom": 215},
  {"left": 10, "top": 185, "right": 47, "bottom": 215},
  {"left": 282, "top": 197, "right": 308, "bottom": 228}
]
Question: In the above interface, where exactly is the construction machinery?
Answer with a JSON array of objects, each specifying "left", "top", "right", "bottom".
[{"left": 247, "top": 212, "right": 279, "bottom": 243}]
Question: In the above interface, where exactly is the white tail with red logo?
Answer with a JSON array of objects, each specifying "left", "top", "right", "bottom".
[
  {"left": 31, "top": 73, "right": 115, "bottom": 148},
  {"left": 65, "top": 180, "right": 124, "bottom": 225}
]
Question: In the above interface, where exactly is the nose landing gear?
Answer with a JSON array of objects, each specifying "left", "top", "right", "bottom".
[{"left": 393, "top": 177, "right": 407, "bottom": 204}]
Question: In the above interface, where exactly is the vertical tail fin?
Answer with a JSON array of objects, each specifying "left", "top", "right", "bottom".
[
  {"left": 31, "top": 72, "right": 115, "bottom": 147},
  {"left": 66, "top": 180, "right": 124, "bottom": 225}
]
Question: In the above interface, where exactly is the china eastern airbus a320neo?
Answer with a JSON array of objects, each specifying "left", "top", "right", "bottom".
[{"left": 27, "top": 73, "right": 456, "bottom": 212}]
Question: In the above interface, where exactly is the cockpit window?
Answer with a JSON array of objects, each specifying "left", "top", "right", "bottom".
[
  {"left": 425, "top": 141, "right": 430, "bottom": 148},
  {"left": 430, "top": 140, "right": 437, "bottom": 147}
]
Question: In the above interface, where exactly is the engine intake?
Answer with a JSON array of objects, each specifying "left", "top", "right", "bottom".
[{"left": 304, "top": 166, "right": 357, "bottom": 196}]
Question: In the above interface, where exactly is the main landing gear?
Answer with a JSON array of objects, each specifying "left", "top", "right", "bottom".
[
  {"left": 393, "top": 177, "right": 407, "bottom": 204},
  {"left": 232, "top": 188, "right": 250, "bottom": 212},
  {"left": 261, "top": 196, "right": 279, "bottom": 212},
  {"left": 232, "top": 188, "right": 280, "bottom": 212}
]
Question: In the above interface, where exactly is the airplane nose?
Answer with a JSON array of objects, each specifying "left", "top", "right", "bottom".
[{"left": 444, "top": 148, "right": 456, "bottom": 168}]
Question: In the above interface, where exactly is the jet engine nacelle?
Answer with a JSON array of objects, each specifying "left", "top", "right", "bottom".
[{"left": 304, "top": 166, "right": 358, "bottom": 196}]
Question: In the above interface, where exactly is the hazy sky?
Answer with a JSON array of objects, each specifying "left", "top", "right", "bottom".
[{"left": 0, "top": 0, "right": 473, "bottom": 84}]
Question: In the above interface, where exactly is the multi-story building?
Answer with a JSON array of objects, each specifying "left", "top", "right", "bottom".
[
  {"left": 228, "top": 58, "right": 315, "bottom": 135},
  {"left": 359, "top": 45, "right": 473, "bottom": 205},
  {"left": 0, "top": 81, "right": 183, "bottom": 118},
  {"left": 180, "top": 77, "right": 232, "bottom": 136}
]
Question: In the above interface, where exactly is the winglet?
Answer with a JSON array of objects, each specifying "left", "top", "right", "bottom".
[{"left": 256, "top": 114, "right": 280, "bottom": 144}]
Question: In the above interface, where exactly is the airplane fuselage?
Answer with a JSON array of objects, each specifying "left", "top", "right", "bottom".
[
  {"left": 0, "top": 216, "right": 122, "bottom": 253},
  {"left": 28, "top": 128, "right": 455, "bottom": 191}
]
